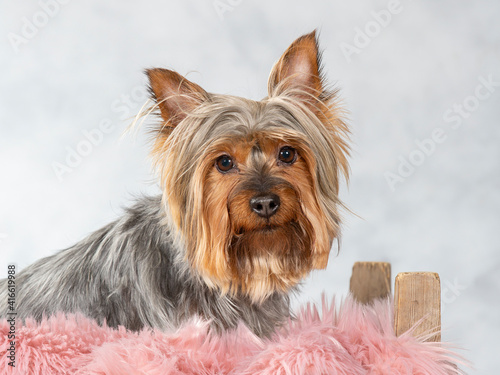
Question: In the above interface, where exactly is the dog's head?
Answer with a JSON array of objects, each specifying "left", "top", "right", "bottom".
[{"left": 146, "top": 31, "right": 349, "bottom": 302}]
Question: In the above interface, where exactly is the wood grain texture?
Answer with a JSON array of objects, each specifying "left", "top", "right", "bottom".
[
  {"left": 349, "top": 262, "right": 391, "bottom": 304},
  {"left": 394, "top": 272, "right": 441, "bottom": 342}
]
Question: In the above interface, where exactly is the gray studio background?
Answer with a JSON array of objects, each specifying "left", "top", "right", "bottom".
[{"left": 1, "top": 0, "right": 499, "bottom": 373}]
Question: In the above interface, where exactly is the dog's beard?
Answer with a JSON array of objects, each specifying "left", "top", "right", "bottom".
[{"left": 228, "top": 220, "right": 313, "bottom": 302}]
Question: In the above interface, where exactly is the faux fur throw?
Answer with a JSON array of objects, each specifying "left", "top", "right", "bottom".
[{"left": 0, "top": 296, "right": 464, "bottom": 374}]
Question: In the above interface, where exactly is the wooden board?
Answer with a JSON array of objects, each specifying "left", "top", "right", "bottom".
[
  {"left": 394, "top": 272, "right": 441, "bottom": 342},
  {"left": 349, "top": 262, "right": 391, "bottom": 304}
]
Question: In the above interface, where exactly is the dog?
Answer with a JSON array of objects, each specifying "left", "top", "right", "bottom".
[{"left": 0, "top": 31, "right": 349, "bottom": 337}]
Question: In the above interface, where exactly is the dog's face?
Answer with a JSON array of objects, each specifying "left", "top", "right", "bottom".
[{"left": 146, "top": 31, "right": 349, "bottom": 302}]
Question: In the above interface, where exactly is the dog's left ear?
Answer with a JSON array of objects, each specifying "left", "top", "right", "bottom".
[
  {"left": 267, "top": 31, "right": 324, "bottom": 107},
  {"left": 146, "top": 68, "right": 209, "bottom": 129}
]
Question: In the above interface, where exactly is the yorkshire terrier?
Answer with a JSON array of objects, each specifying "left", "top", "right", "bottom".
[{"left": 0, "top": 31, "right": 349, "bottom": 337}]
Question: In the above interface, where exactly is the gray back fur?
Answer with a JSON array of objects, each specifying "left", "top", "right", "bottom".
[{"left": 0, "top": 195, "right": 290, "bottom": 337}]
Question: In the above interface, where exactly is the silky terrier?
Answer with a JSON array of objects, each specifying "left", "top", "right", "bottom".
[{"left": 0, "top": 31, "right": 349, "bottom": 337}]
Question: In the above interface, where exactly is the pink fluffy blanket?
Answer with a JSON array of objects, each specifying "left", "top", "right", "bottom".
[{"left": 1, "top": 297, "right": 463, "bottom": 375}]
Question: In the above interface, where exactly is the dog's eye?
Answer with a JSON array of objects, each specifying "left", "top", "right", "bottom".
[
  {"left": 216, "top": 155, "right": 234, "bottom": 173},
  {"left": 278, "top": 147, "right": 297, "bottom": 164}
]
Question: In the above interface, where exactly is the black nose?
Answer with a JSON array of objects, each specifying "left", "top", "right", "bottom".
[{"left": 250, "top": 194, "right": 280, "bottom": 219}]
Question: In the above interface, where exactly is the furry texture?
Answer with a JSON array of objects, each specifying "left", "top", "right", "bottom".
[
  {"left": 146, "top": 30, "right": 350, "bottom": 301},
  {"left": 0, "top": 296, "right": 465, "bottom": 375},
  {"left": 0, "top": 196, "right": 289, "bottom": 336},
  {"left": 0, "top": 31, "right": 349, "bottom": 337}
]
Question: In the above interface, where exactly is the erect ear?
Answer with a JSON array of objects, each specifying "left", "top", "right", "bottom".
[
  {"left": 146, "top": 68, "right": 208, "bottom": 128},
  {"left": 267, "top": 31, "right": 324, "bottom": 106}
]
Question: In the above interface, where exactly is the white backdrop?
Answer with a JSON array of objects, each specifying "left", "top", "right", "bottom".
[{"left": 1, "top": 1, "right": 499, "bottom": 373}]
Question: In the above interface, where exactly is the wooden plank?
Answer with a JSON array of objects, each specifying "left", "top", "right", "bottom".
[
  {"left": 349, "top": 262, "right": 391, "bottom": 304},
  {"left": 394, "top": 272, "right": 441, "bottom": 342}
]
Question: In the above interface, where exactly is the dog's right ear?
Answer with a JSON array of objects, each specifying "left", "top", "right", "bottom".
[{"left": 146, "top": 68, "right": 209, "bottom": 128}]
